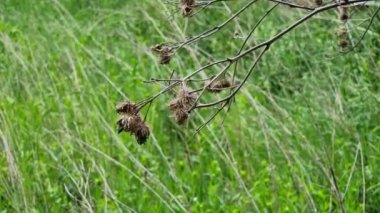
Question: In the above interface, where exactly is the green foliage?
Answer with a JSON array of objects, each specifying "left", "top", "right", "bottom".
[{"left": 0, "top": 0, "right": 379, "bottom": 212}]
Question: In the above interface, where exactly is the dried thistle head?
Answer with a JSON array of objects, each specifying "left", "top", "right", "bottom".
[
  {"left": 151, "top": 44, "right": 173, "bottom": 64},
  {"left": 135, "top": 123, "right": 150, "bottom": 145},
  {"left": 339, "top": 39, "right": 349, "bottom": 48},
  {"left": 116, "top": 101, "right": 138, "bottom": 115},
  {"left": 340, "top": 13, "right": 349, "bottom": 21},
  {"left": 181, "top": 5, "right": 193, "bottom": 17},
  {"left": 117, "top": 114, "right": 129, "bottom": 133},
  {"left": 339, "top": 7, "right": 349, "bottom": 21},
  {"left": 337, "top": 25, "right": 348, "bottom": 38},
  {"left": 151, "top": 44, "right": 164, "bottom": 53},
  {"left": 206, "top": 79, "right": 232, "bottom": 93},
  {"left": 168, "top": 98, "right": 181, "bottom": 111},
  {"left": 175, "top": 109, "right": 189, "bottom": 125},
  {"left": 151, "top": 44, "right": 171, "bottom": 54},
  {"left": 160, "top": 54, "right": 172, "bottom": 64},
  {"left": 116, "top": 114, "right": 142, "bottom": 133},
  {"left": 337, "top": 24, "right": 349, "bottom": 49},
  {"left": 127, "top": 115, "right": 143, "bottom": 133},
  {"left": 167, "top": 85, "right": 196, "bottom": 124},
  {"left": 176, "top": 87, "right": 197, "bottom": 109},
  {"left": 116, "top": 101, "right": 150, "bottom": 144},
  {"left": 180, "top": 0, "right": 195, "bottom": 17}
]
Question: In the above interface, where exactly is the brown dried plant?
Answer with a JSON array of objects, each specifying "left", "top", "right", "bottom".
[
  {"left": 180, "top": 0, "right": 196, "bottom": 16},
  {"left": 116, "top": 101, "right": 150, "bottom": 145},
  {"left": 116, "top": 0, "right": 378, "bottom": 145},
  {"left": 168, "top": 84, "right": 197, "bottom": 124}
]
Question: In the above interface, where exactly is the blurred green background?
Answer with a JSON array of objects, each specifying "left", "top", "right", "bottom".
[{"left": 0, "top": 0, "right": 379, "bottom": 212}]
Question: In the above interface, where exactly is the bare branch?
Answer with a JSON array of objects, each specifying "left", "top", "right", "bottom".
[{"left": 117, "top": 0, "right": 374, "bottom": 145}]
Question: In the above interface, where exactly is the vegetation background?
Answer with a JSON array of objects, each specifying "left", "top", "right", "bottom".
[{"left": 0, "top": 0, "right": 379, "bottom": 212}]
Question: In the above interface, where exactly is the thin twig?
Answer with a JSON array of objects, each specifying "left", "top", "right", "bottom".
[
  {"left": 269, "top": 0, "right": 315, "bottom": 10},
  {"left": 174, "top": 0, "right": 259, "bottom": 49}
]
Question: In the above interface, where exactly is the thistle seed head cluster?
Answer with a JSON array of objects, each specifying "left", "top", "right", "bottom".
[
  {"left": 339, "top": 7, "right": 349, "bottom": 21},
  {"left": 168, "top": 86, "right": 197, "bottom": 124},
  {"left": 337, "top": 25, "right": 349, "bottom": 48},
  {"left": 151, "top": 44, "right": 174, "bottom": 64},
  {"left": 180, "top": 0, "right": 196, "bottom": 17},
  {"left": 116, "top": 101, "right": 150, "bottom": 145},
  {"left": 337, "top": 1, "right": 350, "bottom": 49},
  {"left": 114, "top": 0, "right": 366, "bottom": 146},
  {"left": 116, "top": 101, "right": 138, "bottom": 114},
  {"left": 205, "top": 79, "right": 232, "bottom": 93}
]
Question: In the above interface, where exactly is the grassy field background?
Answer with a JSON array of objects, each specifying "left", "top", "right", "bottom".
[{"left": 1, "top": 0, "right": 379, "bottom": 212}]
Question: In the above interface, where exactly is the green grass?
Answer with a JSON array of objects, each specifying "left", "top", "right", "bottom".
[{"left": 1, "top": 0, "right": 380, "bottom": 212}]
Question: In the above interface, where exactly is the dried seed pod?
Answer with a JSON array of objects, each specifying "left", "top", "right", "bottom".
[
  {"left": 337, "top": 23, "right": 349, "bottom": 49},
  {"left": 151, "top": 44, "right": 164, "bottom": 53},
  {"left": 180, "top": 0, "right": 195, "bottom": 17},
  {"left": 160, "top": 54, "right": 172, "bottom": 64},
  {"left": 127, "top": 115, "right": 143, "bottom": 133},
  {"left": 116, "top": 101, "right": 138, "bottom": 115},
  {"left": 339, "top": 7, "right": 349, "bottom": 21},
  {"left": 339, "top": 39, "right": 349, "bottom": 48},
  {"left": 116, "top": 114, "right": 129, "bottom": 133},
  {"left": 168, "top": 98, "right": 181, "bottom": 111},
  {"left": 151, "top": 44, "right": 173, "bottom": 65},
  {"left": 179, "top": 91, "right": 197, "bottom": 109},
  {"left": 116, "top": 114, "right": 150, "bottom": 144},
  {"left": 150, "top": 44, "right": 169, "bottom": 54},
  {"left": 115, "top": 99, "right": 151, "bottom": 144},
  {"left": 206, "top": 79, "right": 232, "bottom": 93},
  {"left": 181, "top": 5, "right": 193, "bottom": 17},
  {"left": 116, "top": 114, "right": 142, "bottom": 133},
  {"left": 135, "top": 124, "right": 150, "bottom": 145},
  {"left": 340, "top": 13, "right": 349, "bottom": 21},
  {"left": 169, "top": 86, "right": 197, "bottom": 110},
  {"left": 337, "top": 25, "right": 348, "bottom": 38},
  {"left": 175, "top": 109, "right": 189, "bottom": 125},
  {"left": 168, "top": 85, "right": 196, "bottom": 124}
]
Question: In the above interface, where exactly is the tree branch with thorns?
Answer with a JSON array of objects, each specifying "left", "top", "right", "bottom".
[{"left": 116, "top": 0, "right": 376, "bottom": 145}]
